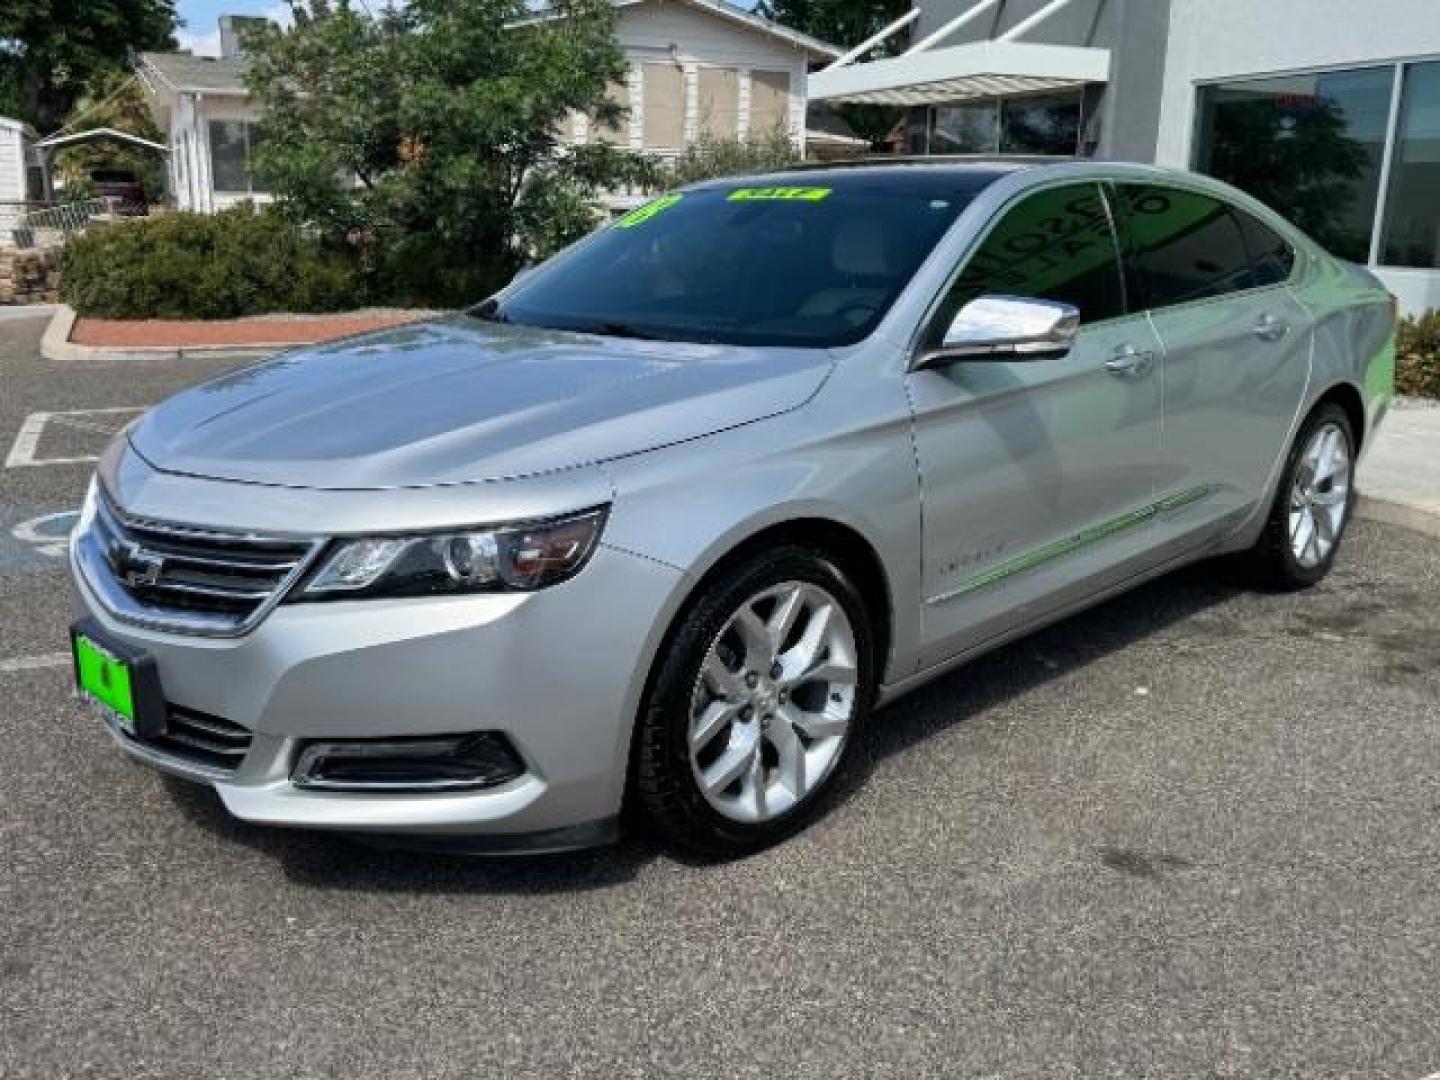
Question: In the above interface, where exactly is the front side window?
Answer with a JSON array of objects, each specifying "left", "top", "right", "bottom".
[
  {"left": 1112, "top": 184, "right": 1251, "bottom": 309},
  {"left": 492, "top": 182, "right": 977, "bottom": 348},
  {"left": 932, "top": 182, "right": 1126, "bottom": 338},
  {"left": 1193, "top": 68, "right": 1391, "bottom": 262},
  {"left": 207, "top": 119, "right": 268, "bottom": 195}
]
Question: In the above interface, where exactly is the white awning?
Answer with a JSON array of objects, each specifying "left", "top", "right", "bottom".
[{"left": 808, "top": 40, "right": 1109, "bottom": 106}]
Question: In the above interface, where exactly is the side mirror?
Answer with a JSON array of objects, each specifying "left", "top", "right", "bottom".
[{"left": 918, "top": 295, "right": 1080, "bottom": 368}]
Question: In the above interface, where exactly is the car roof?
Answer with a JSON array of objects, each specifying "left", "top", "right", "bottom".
[{"left": 686, "top": 157, "right": 1051, "bottom": 198}]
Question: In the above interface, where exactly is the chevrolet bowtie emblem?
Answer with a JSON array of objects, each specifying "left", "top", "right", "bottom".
[{"left": 119, "top": 542, "right": 165, "bottom": 588}]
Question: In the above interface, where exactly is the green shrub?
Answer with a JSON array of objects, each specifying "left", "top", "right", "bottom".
[
  {"left": 60, "top": 206, "right": 367, "bottom": 318},
  {"left": 667, "top": 128, "right": 802, "bottom": 187},
  {"left": 1397, "top": 310, "right": 1440, "bottom": 399}
]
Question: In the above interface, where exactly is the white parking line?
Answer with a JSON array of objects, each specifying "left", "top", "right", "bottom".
[
  {"left": 0, "top": 652, "right": 71, "bottom": 674},
  {"left": 4, "top": 408, "right": 142, "bottom": 468}
]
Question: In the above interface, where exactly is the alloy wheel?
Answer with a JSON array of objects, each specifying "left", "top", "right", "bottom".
[
  {"left": 1289, "top": 420, "right": 1352, "bottom": 569},
  {"left": 687, "top": 580, "right": 858, "bottom": 824}
]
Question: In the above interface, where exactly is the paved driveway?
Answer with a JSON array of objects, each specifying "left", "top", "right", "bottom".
[{"left": 2, "top": 307, "right": 1438, "bottom": 1078}]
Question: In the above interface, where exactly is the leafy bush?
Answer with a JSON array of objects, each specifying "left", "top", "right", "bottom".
[
  {"left": 667, "top": 129, "right": 802, "bottom": 187},
  {"left": 60, "top": 207, "right": 367, "bottom": 318},
  {"left": 1397, "top": 310, "right": 1440, "bottom": 399}
]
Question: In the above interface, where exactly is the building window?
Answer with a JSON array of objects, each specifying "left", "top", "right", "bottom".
[
  {"left": 749, "top": 71, "right": 791, "bottom": 139},
  {"left": 697, "top": 67, "right": 739, "bottom": 140},
  {"left": 1380, "top": 60, "right": 1440, "bottom": 269},
  {"left": 642, "top": 63, "right": 685, "bottom": 149},
  {"left": 926, "top": 92, "right": 1082, "bottom": 156},
  {"left": 1193, "top": 68, "right": 1392, "bottom": 264},
  {"left": 207, "top": 119, "right": 268, "bottom": 195},
  {"left": 931, "top": 102, "right": 998, "bottom": 153},
  {"left": 591, "top": 78, "right": 630, "bottom": 145}
]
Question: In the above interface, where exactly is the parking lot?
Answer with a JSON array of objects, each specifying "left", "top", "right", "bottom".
[{"left": 2, "top": 305, "right": 1439, "bottom": 1078}]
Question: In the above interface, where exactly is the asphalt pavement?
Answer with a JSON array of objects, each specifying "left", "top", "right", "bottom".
[{"left": 2, "top": 306, "right": 1439, "bottom": 1078}]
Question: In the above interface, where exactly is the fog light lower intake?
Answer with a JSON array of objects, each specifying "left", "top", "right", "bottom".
[{"left": 291, "top": 733, "right": 525, "bottom": 793}]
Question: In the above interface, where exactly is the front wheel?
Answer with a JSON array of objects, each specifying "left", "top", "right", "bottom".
[
  {"left": 1247, "top": 402, "right": 1356, "bottom": 590},
  {"left": 632, "top": 546, "right": 876, "bottom": 856}
]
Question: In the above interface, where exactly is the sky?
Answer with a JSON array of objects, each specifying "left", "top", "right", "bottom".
[{"left": 176, "top": 0, "right": 760, "bottom": 55}]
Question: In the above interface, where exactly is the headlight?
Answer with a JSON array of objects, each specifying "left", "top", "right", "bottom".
[
  {"left": 296, "top": 507, "right": 608, "bottom": 600},
  {"left": 72, "top": 477, "right": 100, "bottom": 550}
]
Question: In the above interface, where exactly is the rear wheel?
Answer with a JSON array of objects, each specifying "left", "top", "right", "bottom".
[
  {"left": 1247, "top": 402, "right": 1355, "bottom": 589},
  {"left": 632, "top": 546, "right": 875, "bottom": 856}
]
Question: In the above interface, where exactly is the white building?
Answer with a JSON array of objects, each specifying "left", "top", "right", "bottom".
[
  {"left": 137, "top": 4, "right": 838, "bottom": 216},
  {"left": 810, "top": 0, "right": 1440, "bottom": 314}
]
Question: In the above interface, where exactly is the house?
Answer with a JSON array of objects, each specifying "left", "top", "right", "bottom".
[
  {"left": 808, "top": 0, "right": 1440, "bottom": 314},
  {"left": 0, "top": 117, "right": 40, "bottom": 240},
  {"left": 136, "top": 5, "right": 839, "bottom": 216}
]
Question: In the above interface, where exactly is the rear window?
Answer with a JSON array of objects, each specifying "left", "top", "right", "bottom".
[
  {"left": 1233, "top": 209, "right": 1297, "bottom": 287},
  {"left": 1113, "top": 184, "right": 1253, "bottom": 309},
  {"left": 489, "top": 184, "right": 976, "bottom": 348}
]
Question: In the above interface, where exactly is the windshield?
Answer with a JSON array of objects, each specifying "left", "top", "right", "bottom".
[{"left": 488, "top": 181, "right": 976, "bottom": 348}]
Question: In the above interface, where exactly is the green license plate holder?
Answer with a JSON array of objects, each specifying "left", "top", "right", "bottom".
[{"left": 70, "top": 619, "right": 166, "bottom": 738}]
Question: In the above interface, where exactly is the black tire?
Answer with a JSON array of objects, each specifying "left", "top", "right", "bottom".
[
  {"left": 1246, "top": 402, "right": 1356, "bottom": 590},
  {"left": 632, "top": 544, "right": 876, "bottom": 857}
]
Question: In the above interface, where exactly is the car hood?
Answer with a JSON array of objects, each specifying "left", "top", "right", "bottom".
[{"left": 128, "top": 317, "right": 835, "bottom": 490}]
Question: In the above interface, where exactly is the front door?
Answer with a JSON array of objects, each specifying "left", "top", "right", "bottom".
[{"left": 907, "top": 182, "right": 1166, "bottom": 668}]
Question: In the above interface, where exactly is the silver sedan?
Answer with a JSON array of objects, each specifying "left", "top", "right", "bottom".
[{"left": 68, "top": 160, "right": 1396, "bottom": 855}]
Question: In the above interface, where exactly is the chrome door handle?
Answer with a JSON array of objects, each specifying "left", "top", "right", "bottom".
[
  {"left": 1253, "top": 314, "right": 1289, "bottom": 342},
  {"left": 1105, "top": 344, "right": 1155, "bottom": 378}
]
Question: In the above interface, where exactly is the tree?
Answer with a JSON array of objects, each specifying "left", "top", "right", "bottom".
[
  {"left": 243, "top": 0, "right": 653, "bottom": 306},
  {"left": 0, "top": 0, "right": 177, "bottom": 132},
  {"left": 756, "top": 0, "right": 908, "bottom": 57},
  {"left": 754, "top": 0, "right": 907, "bottom": 148},
  {"left": 54, "top": 71, "right": 169, "bottom": 202},
  {"left": 1203, "top": 97, "right": 1372, "bottom": 261}
]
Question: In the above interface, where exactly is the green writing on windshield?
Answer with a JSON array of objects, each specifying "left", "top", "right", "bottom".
[
  {"left": 616, "top": 194, "right": 682, "bottom": 228},
  {"left": 727, "top": 186, "right": 832, "bottom": 203}
]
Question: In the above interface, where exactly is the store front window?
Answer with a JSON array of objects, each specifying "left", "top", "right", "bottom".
[
  {"left": 926, "top": 92, "right": 1082, "bottom": 156},
  {"left": 1380, "top": 60, "right": 1440, "bottom": 268},
  {"left": 1194, "top": 68, "right": 1391, "bottom": 263},
  {"left": 1195, "top": 59, "right": 1440, "bottom": 270}
]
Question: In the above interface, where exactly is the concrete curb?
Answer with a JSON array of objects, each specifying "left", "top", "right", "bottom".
[
  {"left": 1355, "top": 494, "right": 1440, "bottom": 540},
  {"left": 39, "top": 304, "right": 299, "bottom": 364}
]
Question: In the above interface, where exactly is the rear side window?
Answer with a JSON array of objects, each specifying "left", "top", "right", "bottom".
[
  {"left": 1113, "top": 184, "right": 1252, "bottom": 309},
  {"left": 1233, "top": 209, "right": 1296, "bottom": 287},
  {"left": 935, "top": 182, "right": 1127, "bottom": 334}
]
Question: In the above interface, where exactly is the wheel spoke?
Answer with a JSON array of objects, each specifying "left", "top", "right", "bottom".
[
  {"left": 766, "top": 584, "right": 806, "bottom": 657},
  {"left": 701, "top": 652, "right": 745, "bottom": 702},
  {"left": 746, "top": 751, "right": 767, "bottom": 818},
  {"left": 768, "top": 713, "right": 807, "bottom": 795},
  {"left": 781, "top": 603, "right": 836, "bottom": 680},
  {"left": 1316, "top": 428, "right": 1338, "bottom": 479},
  {"left": 1313, "top": 504, "right": 1335, "bottom": 549},
  {"left": 703, "top": 742, "right": 756, "bottom": 796},
  {"left": 784, "top": 704, "right": 848, "bottom": 740},
  {"left": 1290, "top": 506, "right": 1314, "bottom": 555},
  {"left": 692, "top": 699, "right": 741, "bottom": 751},
  {"left": 732, "top": 606, "right": 773, "bottom": 669}
]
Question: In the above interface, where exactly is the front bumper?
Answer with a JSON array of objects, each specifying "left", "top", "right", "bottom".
[{"left": 71, "top": 541, "right": 685, "bottom": 844}]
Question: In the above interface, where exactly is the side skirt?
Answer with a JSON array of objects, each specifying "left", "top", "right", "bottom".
[{"left": 875, "top": 536, "right": 1226, "bottom": 709}]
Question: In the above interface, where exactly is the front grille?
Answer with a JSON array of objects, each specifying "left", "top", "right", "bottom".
[
  {"left": 79, "top": 492, "right": 322, "bottom": 635},
  {"left": 120, "top": 704, "right": 253, "bottom": 773}
]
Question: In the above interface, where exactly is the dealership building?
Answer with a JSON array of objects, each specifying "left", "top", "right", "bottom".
[{"left": 809, "top": 0, "right": 1440, "bottom": 313}]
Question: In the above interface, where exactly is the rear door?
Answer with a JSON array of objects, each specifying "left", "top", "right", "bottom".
[
  {"left": 1111, "top": 183, "right": 1312, "bottom": 548},
  {"left": 907, "top": 181, "right": 1167, "bottom": 667}
]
